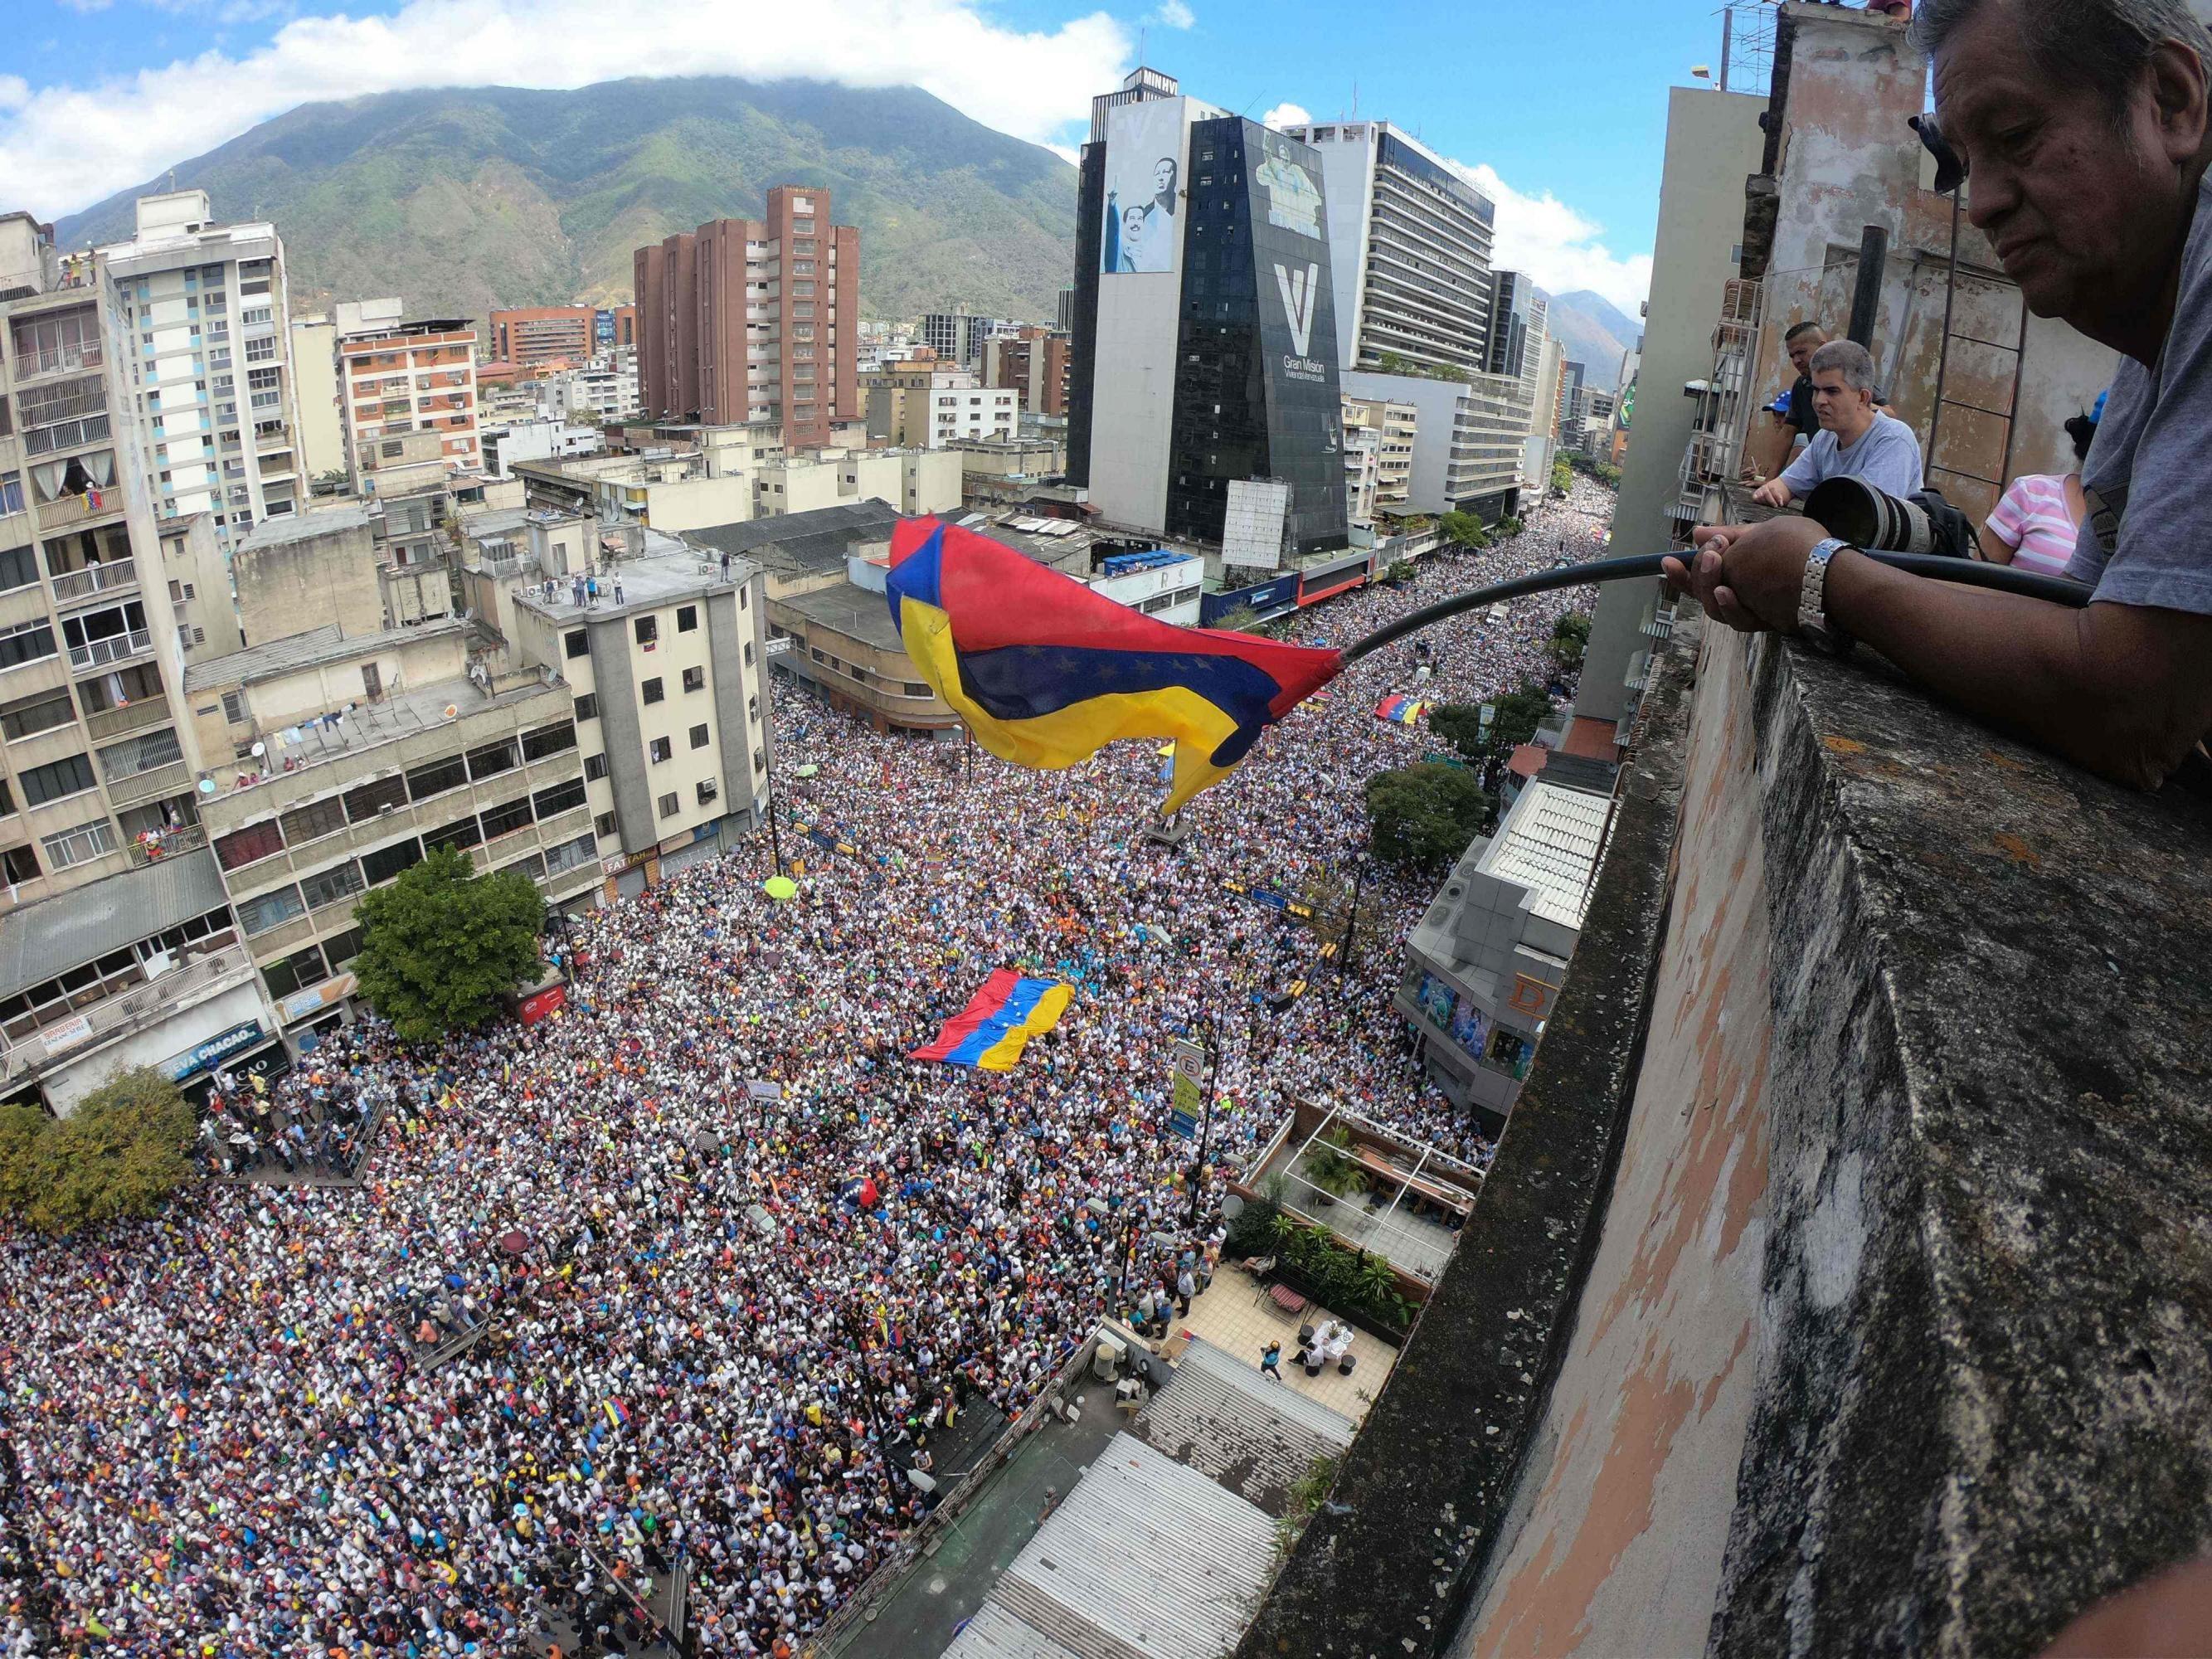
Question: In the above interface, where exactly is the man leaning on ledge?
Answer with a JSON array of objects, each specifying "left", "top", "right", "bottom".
[{"left": 1668, "top": 0, "right": 2212, "bottom": 791}]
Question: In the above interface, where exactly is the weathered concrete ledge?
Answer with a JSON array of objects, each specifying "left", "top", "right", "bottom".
[
  {"left": 1713, "top": 635, "right": 2212, "bottom": 1656},
  {"left": 1237, "top": 616, "right": 1704, "bottom": 1658},
  {"left": 1244, "top": 615, "right": 2212, "bottom": 1659}
]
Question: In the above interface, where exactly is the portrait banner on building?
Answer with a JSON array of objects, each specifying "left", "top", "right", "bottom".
[{"left": 1101, "top": 100, "right": 1187, "bottom": 277}]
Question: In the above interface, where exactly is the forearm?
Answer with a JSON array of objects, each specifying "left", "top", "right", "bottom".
[{"left": 1824, "top": 550, "right": 2207, "bottom": 787}]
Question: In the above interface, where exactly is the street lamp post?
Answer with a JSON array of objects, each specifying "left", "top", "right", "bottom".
[
  {"left": 1340, "top": 856, "right": 1369, "bottom": 980},
  {"left": 1185, "top": 1016, "right": 1220, "bottom": 1232}
]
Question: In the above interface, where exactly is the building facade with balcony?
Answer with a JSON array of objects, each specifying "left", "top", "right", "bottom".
[
  {"left": 333, "top": 299, "right": 482, "bottom": 489},
  {"left": 187, "top": 614, "right": 602, "bottom": 1041},
  {"left": 98, "top": 190, "right": 309, "bottom": 555},
  {"left": 1, "top": 209, "right": 215, "bottom": 917}
]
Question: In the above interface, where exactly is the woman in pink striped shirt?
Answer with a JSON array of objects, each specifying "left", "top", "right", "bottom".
[{"left": 1981, "top": 411, "right": 2098, "bottom": 577}]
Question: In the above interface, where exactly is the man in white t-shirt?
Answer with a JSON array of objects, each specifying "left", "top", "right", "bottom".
[{"left": 1753, "top": 338, "right": 1925, "bottom": 506}]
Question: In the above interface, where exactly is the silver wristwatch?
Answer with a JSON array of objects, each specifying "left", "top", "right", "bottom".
[{"left": 1796, "top": 537, "right": 1855, "bottom": 654}]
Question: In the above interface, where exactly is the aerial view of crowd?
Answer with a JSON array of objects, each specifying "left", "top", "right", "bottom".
[{"left": 0, "top": 481, "right": 1610, "bottom": 1656}]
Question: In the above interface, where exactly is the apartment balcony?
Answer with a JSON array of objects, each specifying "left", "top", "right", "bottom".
[
  {"left": 0, "top": 941, "right": 253, "bottom": 1087},
  {"left": 36, "top": 490, "right": 125, "bottom": 532},
  {"left": 124, "top": 822, "right": 206, "bottom": 865},
  {"left": 48, "top": 557, "right": 139, "bottom": 607},
  {"left": 68, "top": 629, "right": 153, "bottom": 673},
  {"left": 11, "top": 341, "right": 103, "bottom": 383},
  {"left": 85, "top": 697, "right": 173, "bottom": 742},
  {"left": 254, "top": 424, "right": 292, "bottom": 453},
  {"left": 22, "top": 413, "right": 112, "bottom": 459},
  {"left": 105, "top": 758, "right": 191, "bottom": 809}
]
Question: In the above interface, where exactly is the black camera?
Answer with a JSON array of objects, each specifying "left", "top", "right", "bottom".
[{"left": 1802, "top": 476, "right": 1981, "bottom": 561}]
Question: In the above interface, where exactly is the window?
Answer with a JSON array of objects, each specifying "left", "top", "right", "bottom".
[
  {"left": 545, "top": 832, "right": 597, "bottom": 875},
  {"left": 221, "top": 690, "right": 247, "bottom": 725},
  {"left": 1, "top": 689, "right": 76, "bottom": 743},
  {"left": 657, "top": 792, "right": 679, "bottom": 818},
  {"left": 754, "top": 750, "right": 767, "bottom": 773},
  {"left": 521, "top": 722, "right": 576, "bottom": 762},
  {"left": 406, "top": 757, "right": 466, "bottom": 800},
  {"left": 677, "top": 605, "right": 698, "bottom": 633},
  {"left": 634, "top": 615, "right": 658, "bottom": 646},
  {"left": 236, "top": 885, "right": 306, "bottom": 937},
  {"left": 696, "top": 777, "right": 719, "bottom": 805},
  {"left": 479, "top": 795, "right": 533, "bottom": 840},
  {"left": 298, "top": 861, "right": 365, "bottom": 912},
  {"left": 688, "top": 723, "right": 710, "bottom": 750},
  {"left": 649, "top": 737, "right": 672, "bottom": 763},
  {"left": 641, "top": 677, "right": 664, "bottom": 705},
  {"left": 904, "top": 682, "right": 930, "bottom": 698},
  {"left": 584, "top": 752, "right": 609, "bottom": 782},
  {"left": 41, "top": 817, "right": 116, "bottom": 870},
  {"left": 279, "top": 795, "right": 348, "bottom": 847},
  {"left": 594, "top": 811, "right": 618, "bottom": 839},
  {"left": 360, "top": 838, "right": 422, "bottom": 886},
  {"left": 564, "top": 629, "right": 588, "bottom": 659},
  {"left": 683, "top": 665, "right": 705, "bottom": 693},
  {"left": 0, "top": 475, "right": 22, "bottom": 517},
  {"left": 1, "top": 844, "right": 35, "bottom": 883},
  {"left": 343, "top": 772, "right": 409, "bottom": 821},
  {"left": 20, "top": 753, "right": 95, "bottom": 808},
  {"left": 532, "top": 777, "right": 586, "bottom": 820},
  {"left": 0, "top": 621, "right": 57, "bottom": 672},
  {"left": 465, "top": 738, "right": 517, "bottom": 782},
  {"left": 426, "top": 815, "right": 482, "bottom": 854},
  {"left": 743, "top": 642, "right": 756, "bottom": 668},
  {"left": 214, "top": 819, "right": 284, "bottom": 870},
  {"left": 748, "top": 694, "right": 761, "bottom": 723},
  {"left": 0, "top": 546, "right": 35, "bottom": 593},
  {"left": 261, "top": 943, "right": 330, "bottom": 1001},
  {"left": 738, "top": 586, "right": 748, "bottom": 611}
]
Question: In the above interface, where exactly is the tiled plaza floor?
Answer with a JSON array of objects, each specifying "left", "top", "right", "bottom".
[{"left": 1165, "top": 1268, "right": 1394, "bottom": 1423}]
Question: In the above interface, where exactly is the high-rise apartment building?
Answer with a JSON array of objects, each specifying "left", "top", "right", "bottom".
[
  {"left": 333, "top": 298, "right": 482, "bottom": 489},
  {"left": 921, "top": 310, "right": 997, "bottom": 371},
  {"left": 489, "top": 306, "right": 594, "bottom": 369},
  {"left": 97, "top": 191, "right": 307, "bottom": 551},
  {"left": 288, "top": 315, "right": 345, "bottom": 484},
  {"left": 1066, "top": 68, "right": 1349, "bottom": 555},
  {"left": 632, "top": 187, "right": 859, "bottom": 448},
  {"left": 1280, "top": 120, "right": 1498, "bottom": 378},
  {"left": 981, "top": 327, "right": 1071, "bottom": 418}
]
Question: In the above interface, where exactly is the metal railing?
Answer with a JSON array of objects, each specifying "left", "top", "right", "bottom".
[
  {"left": 0, "top": 944, "right": 252, "bottom": 1085},
  {"left": 125, "top": 823, "right": 206, "bottom": 864},
  {"left": 86, "top": 698, "right": 172, "bottom": 741},
  {"left": 22, "top": 414, "right": 110, "bottom": 457},
  {"left": 68, "top": 629, "right": 153, "bottom": 671},
  {"left": 49, "top": 559, "right": 138, "bottom": 604},
  {"left": 11, "top": 342, "right": 102, "bottom": 380},
  {"left": 36, "top": 491, "right": 122, "bottom": 530}
]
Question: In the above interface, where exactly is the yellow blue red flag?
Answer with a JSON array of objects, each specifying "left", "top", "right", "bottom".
[
  {"left": 887, "top": 518, "right": 1342, "bottom": 811},
  {"left": 911, "top": 970, "right": 1074, "bottom": 1071}
]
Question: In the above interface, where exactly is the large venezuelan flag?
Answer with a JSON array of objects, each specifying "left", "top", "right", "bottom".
[
  {"left": 887, "top": 518, "right": 1342, "bottom": 812},
  {"left": 911, "top": 970, "right": 1075, "bottom": 1071}
]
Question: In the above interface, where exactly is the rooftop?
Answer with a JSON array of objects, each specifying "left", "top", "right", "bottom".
[
  {"left": 235, "top": 502, "right": 373, "bottom": 552},
  {"left": 684, "top": 499, "right": 901, "bottom": 576},
  {"left": 775, "top": 580, "right": 904, "bottom": 654},
  {"left": 184, "top": 617, "right": 469, "bottom": 693},
  {"left": 515, "top": 533, "right": 761, "bottom": 625},
  {"left": 1475, "top": 776, "right": 1612, "bottom": 929},
  {"left": 0, "top": 849, "right": 229, "bottom": 1001}
]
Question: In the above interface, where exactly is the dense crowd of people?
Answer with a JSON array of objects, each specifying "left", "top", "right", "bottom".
[{"left": 0, "top": 482, "right": 1610, "bottom": 1655}]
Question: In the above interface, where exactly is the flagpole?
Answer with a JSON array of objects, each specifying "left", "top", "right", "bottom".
[{"left": 1334, "top": 551, "right": 2090, "bottom": 669}]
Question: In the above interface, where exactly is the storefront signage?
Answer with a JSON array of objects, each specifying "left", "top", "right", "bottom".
[
  {"left": 517, "top": 984, "right": 567, "bottom": 1026},
  {"left": 280, "top": 973, "right": 357, "bottom": 1024},
  {"left": 41, "top": 1014, "right": 94, "bottom": 1054},
  {"left": 163, "top": 1020, "right": 267, "bottom": 1083}
]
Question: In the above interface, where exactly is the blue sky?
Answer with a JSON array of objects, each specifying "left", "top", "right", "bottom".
[{"left": 3, "top": 0, "right": 1742, "bottom": 313}]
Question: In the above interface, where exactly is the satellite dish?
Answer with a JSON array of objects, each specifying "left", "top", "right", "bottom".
[
  {"left": 198, "top": 777, "right": 216, "bottom": 795},
  {"left": 250, "top": 741, "right": 265, "bottom": 757}
]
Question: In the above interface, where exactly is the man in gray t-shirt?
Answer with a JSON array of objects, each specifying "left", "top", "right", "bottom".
[
  {"left": 1665, "top": 0, "right": 2212, "bottom": 791},
  {"left": 1755, "top": 339, "right": 1927, "bottom": 505}
]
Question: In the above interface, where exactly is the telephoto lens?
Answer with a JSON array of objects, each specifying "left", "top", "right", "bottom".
[{"left": 1802, "top": 476, "right": 1938, "bottom": 553}]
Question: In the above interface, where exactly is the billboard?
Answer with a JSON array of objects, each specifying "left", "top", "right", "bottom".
[{"left": 1101, "top": 99, "right": 1186, "bottom": 276}]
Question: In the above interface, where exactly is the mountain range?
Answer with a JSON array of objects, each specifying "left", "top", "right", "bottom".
[
  {"left": 56, "top": 76, "right": 1081, "bottom": 326},
  {"left": 1541, "top": 289, "right": 1642, "bottom": 393}
]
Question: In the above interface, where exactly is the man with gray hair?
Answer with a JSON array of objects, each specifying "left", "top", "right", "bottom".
[
  {"left": 1670, "top": 0, "right": 2212, "bottom": 791},
  {"left": 1752, "top": 338, "right": 1925, "bottom": 506}
]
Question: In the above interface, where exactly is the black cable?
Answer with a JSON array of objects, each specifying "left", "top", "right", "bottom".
[{"left": 1337, "top": 549, "right": 2093, "bottom": 666}]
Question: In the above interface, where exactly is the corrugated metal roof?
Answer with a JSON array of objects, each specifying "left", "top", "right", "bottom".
[
  {"left": 947, "top": 1433, "right": 1277, "bottom": 1659},
  {"left": 0, "top": 848, "right": 230, "bottom": 1000},
  {"left": 1477, "top": 779, "right": 1610, "bottom": 929},
  {"left": 940, "top": 1602, "right": 1086, "bottom": 1659},
  {"left": 684, "top": 499, "right": 901, "bottom": 572},
  {"left": 1132, "top": 1338, "right": 1353, "bottom": 1517}
]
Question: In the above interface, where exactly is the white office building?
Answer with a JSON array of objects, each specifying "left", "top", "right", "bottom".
[{"left": 98, "top": 192, "right": 307, "bottom": 549}]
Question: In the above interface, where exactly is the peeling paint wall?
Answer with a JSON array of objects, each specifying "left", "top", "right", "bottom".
[{"left": 1454, "top": 626, "right": 1774, "bottom": 1659}]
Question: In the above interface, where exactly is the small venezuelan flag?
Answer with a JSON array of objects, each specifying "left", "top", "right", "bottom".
[
  {"left": 887, "top": 518, "right": 1342, "bottom": 811},
  {"left": 911, "top": 969, "right": 1075, "bottom": 1072},
  {"left": 1375, "top": 694, "right": 1431, "bottom": 726}
]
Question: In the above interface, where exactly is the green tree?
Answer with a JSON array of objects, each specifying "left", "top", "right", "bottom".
[
  {"left": 1550, "top": 611, "right": 1592, "bottom": 673},
  {"left": 353, "top": 846, "right": 547, "bottom": 1044},
  {"left": 1438, "top": 510, "right": 1490, "bottom": 551},
  {"left": 1550, "top": 460, "right": 1573, "bottom": 496},
  {"left": 1487, "top": 681, "right": 1557, "bottom": 752},
  {"left": 1365, "top": 763, "right": 1492, "bottom": 869},
  {"left": 8, "top": 1068, "right": 197, "bottom": 1235},
  {"left": 1213, "top": 605, "right": 1264, "bottom": 635},
  {"left": 1376, "top": 350, "right": 1412, "bottom": 376},
  {"left": 1500, "top": 515, "right": 1524, "bottom": 539},
  {"left": 1427, "top": 703, "right": 1491, "bottom": 764},
  {"left": 1382, "top": 558, "right": 1415, "bottom": 586}
]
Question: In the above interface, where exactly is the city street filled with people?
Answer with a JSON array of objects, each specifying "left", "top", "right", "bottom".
[{"left": 0, "top": 483, "right": 1609, "bottom": 1657}]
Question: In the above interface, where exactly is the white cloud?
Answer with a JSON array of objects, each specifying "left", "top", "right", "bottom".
[
  {"left": 1152, "top": 0, "right": 1195, "bottom": 27},
  {"left": 3, "top": 0, "right": 1128, "bottom": 219},
  {"left": 1449, "top": 160, "right": 1652, "bottom": 318},
  {"left": 55, "top": 0, "right": 113, "bottom": 12},
  {"left": 1259, "top": 101, "right": 1310, "bottom": 132}
]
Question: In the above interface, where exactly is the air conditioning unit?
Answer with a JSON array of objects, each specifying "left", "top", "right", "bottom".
[
  {"left": 1092, "top": 1335, "right": 1125, "bottom": 1382},
  {"left": 378, "top": 803, "right": 396, "bottom": 815}
]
